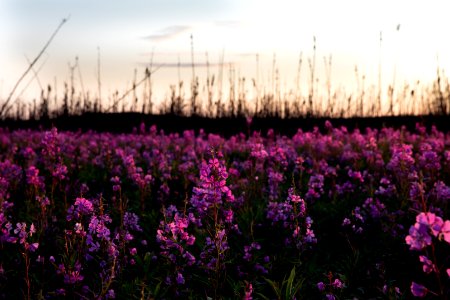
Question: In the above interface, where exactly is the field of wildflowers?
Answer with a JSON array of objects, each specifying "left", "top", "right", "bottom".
[{"left": 0, "top": 121, "right": 449, "bottom": 299}]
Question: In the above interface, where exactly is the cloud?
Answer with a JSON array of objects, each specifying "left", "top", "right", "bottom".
[{"left": 143, "top": 25, "right": 191, "bottom": 42}]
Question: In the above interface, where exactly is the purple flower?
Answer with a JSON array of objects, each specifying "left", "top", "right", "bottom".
[
  {"left": 105, "top": 289, "right": 115, "bottom": 299},
  {"left": 417, "top": 147, "right": 440, "bottom": 172},
  {"left": 405, "top": 212, "right": 445, "bottom": 251},
  {"left": 190, "top": 156, "right": 235, "bottom": 216},
  {"left": 317, "top": 282, "right": 325, "bottom": 292},
  {"left": 111, "top": 176, "right": 121, "bottom": 191},
  {"left": 433, "top": 181, "right": 450, "bottom": 201},
  {"left": 267, "top": 201, "right": 292, "bottom": 226},
  {"left": 88, "top": 215, "right": 112, "bottom": 240},
  {"left": 67, "top": 198, "right": 94, "bottom": 221},
  {"left": 416, "top": 212, "right": 443, "bottom": 237},
  {"left": 123, "top": 212, "right": 142, "bottom": 232},
  {"left": 419, "top": 255, "right": 435, "bottom": 274},
  {"left": 183, "top": 251, "right": 196, "bottom": 266},
  {"left": 405, "top": 223, "right": 432, "bottom": 251},
  {"left": 387, "top": 144, "right": 415, "bottom": 178},
  {"left": 362, "top": 198, "right": 385, "bottom": 219},
  {"left": 52, "top": 163, "right": 68, "bottom": 180},
  {"left": 438, "top": 220, "right": 450, "bottom": 244},
  {"left": 267, "top": 170, "right": 284, "bottom": 200},
  {"left": 28, "top": 242, "right": 39, "bottom": 252},
  {"left": 64, "top": 262, "right": 84, "bottom": 284},
  {"left": 250, "top": 143, "right": 268, "bottom": 159},
  {"left": 223, "top": 209, "right": 234, "bottom": 224},
  {"left": 26, "top": 166, "right": 44, "bottom": 189},
  {"left": 410, "top": 282, "right": 427, "bottom": 297},
  {"left": 156, "top": 207, "right": 197, "bottom": 268},
  {"left": 41, "top": 128, "right": 61, "bottom": 158},
  {"left": 348, "top": 169, "right": 364, "bottom": 183},
  {"left": 176, "top": 272, "right": 185, "bottom": 285},
  {"left": 306, "top": 174, "right": 324, "bottom": 200},
  {"left": 342, "top": 218, "right": 351, "bottom": 226}
]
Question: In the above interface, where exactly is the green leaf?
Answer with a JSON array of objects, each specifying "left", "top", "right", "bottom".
[
  {"left": 285, "top": 266, "right": 296, "bottom": 299},
  {"left": 256, "top": 292, "right": 271, "bottom": 300},
  {"left": 263, "top": 277, "right": 281, "bottom": 299}
]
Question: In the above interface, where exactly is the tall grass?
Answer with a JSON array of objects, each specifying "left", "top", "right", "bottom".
[
  {"left": 5, "top": 59, "right": 450, "bottom": 122},
  {"left": 2, "top": 26, "right": 450, "bottom": 120}
]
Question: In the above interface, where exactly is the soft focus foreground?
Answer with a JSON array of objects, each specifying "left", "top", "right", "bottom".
[{"left": 0, "top": 122, "right": 449, "bottom": 299}]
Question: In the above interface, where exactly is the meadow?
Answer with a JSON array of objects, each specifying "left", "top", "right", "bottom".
[{"left": 0, "top": 121, "right": 449, "bottom": 299}]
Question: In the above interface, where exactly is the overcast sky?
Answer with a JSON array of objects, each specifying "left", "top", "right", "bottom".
[{"left": 1, "top": 0, "right": 450, "bottom": 109}]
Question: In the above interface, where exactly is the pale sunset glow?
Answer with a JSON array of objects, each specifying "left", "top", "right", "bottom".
[{"left": 1, "top": 0, "right": 450, "bottom": 113}]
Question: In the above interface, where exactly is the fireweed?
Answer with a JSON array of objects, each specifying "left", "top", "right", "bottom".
[
  {"left": 405, "top": 211, "right": 450, "bottom": 298},
  {"left": 189, "top": 152, "right": 237, "bottom": 296},
  {"left": 266, "top": 186, "right": 316, "bottom": 250},
  {"left": 0, "top": 124, "right": 449, "bottom": 298}
]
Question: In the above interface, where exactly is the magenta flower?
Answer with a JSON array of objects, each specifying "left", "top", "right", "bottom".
[
  {"left": 410, "top": 282, "right": 427, "bottom": 297},
  {"left": 67, "top": 197, "right": 94, "bottom": 221},
  {"left": 88, "top": 215, "right": 111, "bottom": 240},
  {"left": 441, "top": 220, "right": 450, "bottom": 244},
  {"left": 243, "top": 282, "right": 253, "bottom": 300},
  {"left": 105, "top": 289, "right": 115, "bottom": 299},
  {"left": 405, "top": 223, "right": 432, "bottom": 251},
  {"left": 416, "top": 212, "right": 443, "bottom": 237},
  {"left": 52, "top": 163, "right": 68, "bottom": 180},
  {"left": 28, "top": 242, "right": 39, "bottom": 252},
  {"left": 26, "top": 166, "right": 44, "bottom": 189},
  {"left": 419, "top": 255, "right": 435, "bottom": 274},
  {"left": 332, "top": 278, "right": 344, "bottom": 289}
]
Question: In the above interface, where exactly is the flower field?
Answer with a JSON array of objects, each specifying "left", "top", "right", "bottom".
[{"left": 0, "top": 122, "right": 449, "bottom": 299}]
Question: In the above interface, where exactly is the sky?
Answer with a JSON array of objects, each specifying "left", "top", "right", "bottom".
[{"left": 1, "top": 0, "right": 450, "bottom": 112}]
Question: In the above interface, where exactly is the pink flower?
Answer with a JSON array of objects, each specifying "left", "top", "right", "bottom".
[
  {"left": 332, "top": 278, "right": 344, "bottom": 289},
  {"left": 410, "top": 282, "right": 427, "bottom": 297},
  {"left": 29, "top": 224, "right": 36, "bottom": 236},
  {"left": 416, "top": 212, "right": 443, "bottom": 237},
  {"left": 28, "top": 242, "right": 39, "bottom": 252},
  {"left": 419, "top": 255, "right": 435, "bottom": 274},
  {"left": 405, "top": 223, "right": 432, "bottom": 251},
  {"left": 440, "top": 220, "right": 450, "bottom": 244},
  {"left": 52, "top": 163, "right": 68, "bottom": 180},
  {"left": 243, "top": 282, "right": 253, "bottom": 300},
  {"left": 208, "top": 158, "right": 220, "bottom": 169}
]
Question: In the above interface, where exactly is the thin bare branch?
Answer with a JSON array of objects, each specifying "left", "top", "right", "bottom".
[{"left": 0, "top": 16, "right": 69, "bottom": 118}]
